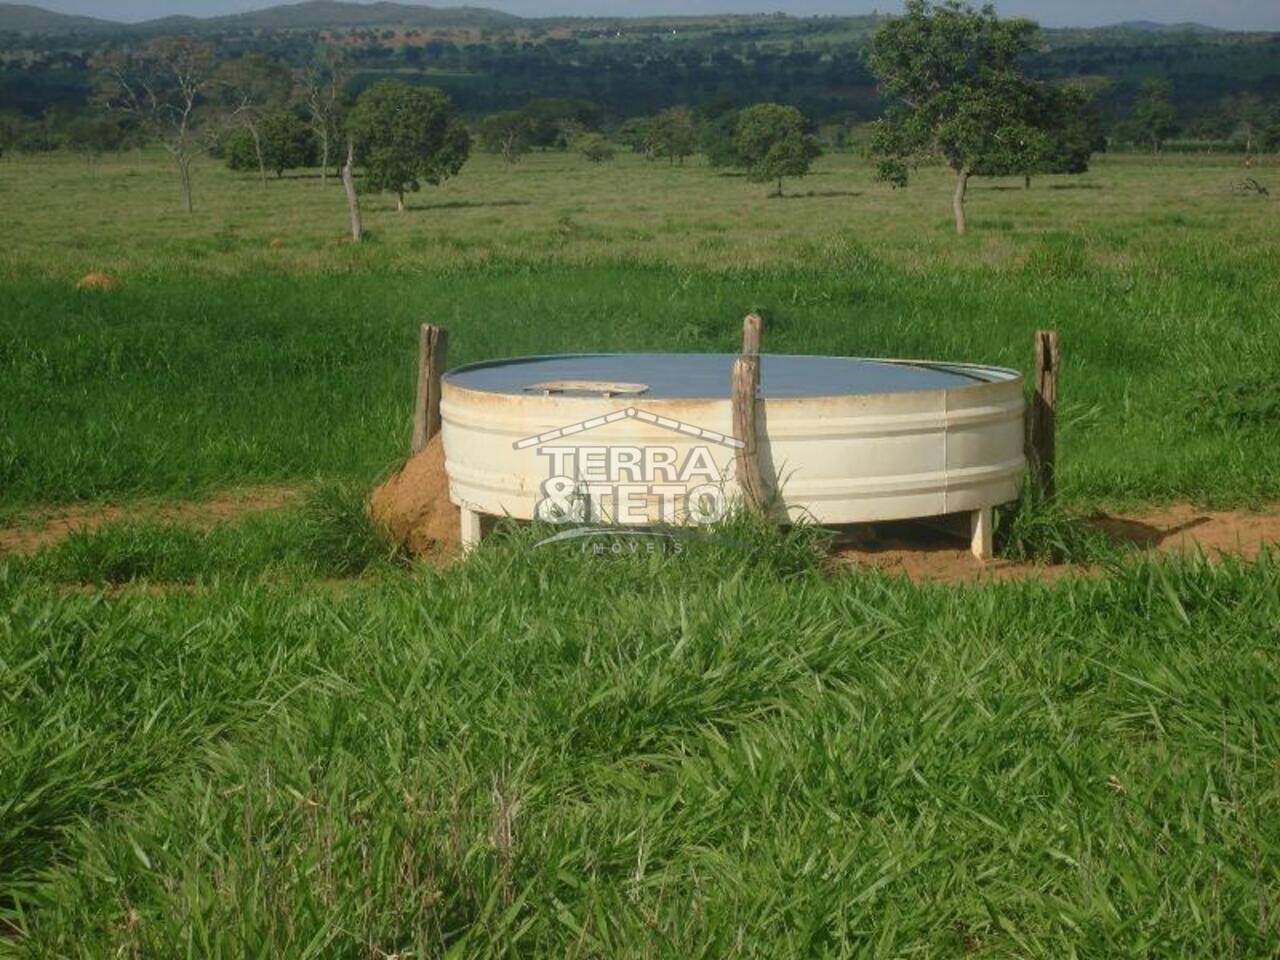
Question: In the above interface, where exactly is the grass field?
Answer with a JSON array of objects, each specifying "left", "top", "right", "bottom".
[
  {"left": 3, "top": 150, "right": 1278, "bottom": 511},
  {"left": 2, "top": 147, "right": 1279, "bottom": 955}
]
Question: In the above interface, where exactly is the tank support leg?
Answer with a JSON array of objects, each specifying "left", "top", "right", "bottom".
[
  {"left": 460, "top": 506, "right": 483, "bottom": 553},
  {"left": 970, "top": 507, "right": 994, "bottom": 561}
]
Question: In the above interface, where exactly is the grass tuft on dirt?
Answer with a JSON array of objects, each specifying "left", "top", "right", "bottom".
[{"left": 997, "top": 484, "right": 1120, "bottom": 565}]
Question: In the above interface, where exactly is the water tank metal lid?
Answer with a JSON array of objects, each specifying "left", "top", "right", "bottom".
[{"left": 444, "top": 353, "right": 1018, "bottom": 400}]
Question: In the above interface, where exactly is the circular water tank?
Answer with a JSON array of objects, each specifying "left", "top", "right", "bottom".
[{"left": 441, "top": 353, "right": 1024, "bottom": 533}]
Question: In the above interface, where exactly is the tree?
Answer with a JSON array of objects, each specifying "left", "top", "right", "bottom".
[
  {"left": 0, "top": 111, "right": 23, "bottom": 160},
  {"left": 867, "top": 1, "right": 1066, "bottom": 235},
  {"left": 651, "top": 106, "right": 697, "bottom": 165},
  {"left": 1132, "top": 77, "right": 1178, "bottom": 153},
  {"left": 733, "top": 103, "right": 821, "bottom": 197},
  {"left": 576, "top": 132, "right": 615, "bottom": 163},
  {"left": 348, "top": 80, "right": 470, "bottom": 212},
  {"left": 617, "top": 117, "right": 658, "bottom": 159},
  {"left": 1221, "top": 93, "right": 1267, "bottom": 159},
  {"left": 217, "top": 54, "right": 294, "bottom": 186},
  {"left": 297, "top": 45, "right": 348, "bottom": 186},
  {"left": 478, "top": 111, "right": 532, "bottom": 165},
  {"left": 699, "top": 110, "right": 743, "bottom": 167},
  {"left": 64, "top": 115, "right": 127, "bottom": 165},
  {"left": 15, "top": 111, "right": 61, "bottom": 154},
  {"left": 522, "top": 98, "right": 601, "bottom": 149},
  {"left": 94, "top": 38, "right": 215, "bottom": 214},
  {"left": 992, "top": 83, "right": 1099, "bottom": 189},
  {"left": 225, "top": 112, "right": 317, "bottom": 178},
  {"left": 1263, "top": 106, "right": 1280, "bottom": 155}
]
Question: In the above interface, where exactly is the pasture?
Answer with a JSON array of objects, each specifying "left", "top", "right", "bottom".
[{"left": 2, "top": 147, "right": 1279, "bottom": 956}]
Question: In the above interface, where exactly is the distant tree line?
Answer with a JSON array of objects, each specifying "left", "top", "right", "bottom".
[
  {"left": 2, "top": 2, "right": 1277, "bottom": 240},
  {"left": 5, "top": 55, "right": 1276, "bottom": 171},
  {"left": 3, "top": 15, "right": 1279, "bottom": 148}
]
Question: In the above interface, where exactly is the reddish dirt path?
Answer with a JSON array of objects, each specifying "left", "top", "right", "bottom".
[
  {"left": 832, "top": 504, "right": 1280, "bottom": 584},
  {"left": 0, "top": 487, "right": 301, "bottom": 557},
  {"left": 3, "top": 483, "right": 1278, "bottom": 587}
]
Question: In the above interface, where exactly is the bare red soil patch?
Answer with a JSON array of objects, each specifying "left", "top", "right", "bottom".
[
  {"left": 5, "top": 452, "right": 1277, "bottom": 587},
  {"left": 0, "top": 487, "right": 301, "bottom": 557},
  {"left": 832, "top": 504, "right": 1280, "bottom": 584}
]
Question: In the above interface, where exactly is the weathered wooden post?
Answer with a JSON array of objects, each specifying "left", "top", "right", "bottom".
[
  {"left": 341, "top": 138, "right": 362, "bottom": 244},
  {"left": 1028, "top": 329, "right": 1060, "bottom": 502},
  {"left": 732, "top": 313, "right": 769, "bottom": 515},
  {"left": 741, "top": 311, "right": 762, "bottom": 356},
  {"left": 412, "top": 323, "right": 449, "bottom": 455}
]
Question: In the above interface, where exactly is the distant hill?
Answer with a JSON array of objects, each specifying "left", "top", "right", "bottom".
[
  {"left": 0, "top": 1, "right": 520, "bottom": 36},
  {"left": 0, "top": 2, "right": 117, "bottom": 33},
  {"left": 1110, "top": 20, "right": 1223, "bottom": 35},
  {"left": 0, "top": 3, "right": 1260, "bottom": 41},
  {"left": 198, "top": 1, "right": 520, "bottom": 31}
]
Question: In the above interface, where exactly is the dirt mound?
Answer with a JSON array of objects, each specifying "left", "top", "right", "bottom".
[
  {"left": 75, "top": 272, "right": 120, "bottom": 292},
  {"left": 368, "top": 435, "right": 460, "bottom": 557}
]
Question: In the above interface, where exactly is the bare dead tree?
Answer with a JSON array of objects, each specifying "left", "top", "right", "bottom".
[
  {"left": 95, "top": 38, "right": 215, "bottom": 214},
  {"left": 217, "top": 54, "right": 293, "bottom": 187},
  {"left": 297, "top": 46, "right": 348, "bottom": 187}
]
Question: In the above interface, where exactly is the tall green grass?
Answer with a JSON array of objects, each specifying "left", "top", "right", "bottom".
[
  {"left": 17, "top": 484, "right": 402, "bottom": 585},
  {"left": 2, "top": 540, "right": 1278, "bottom": 955},
  {"left": 3, "top": 150, "right": 1279, "bottom": 513},
  {"left": 3, "top": 144, "right": 1278, "bottom": 958},
  {"left": 3, "top": 248, "right": 1278, "bottom": 511}
]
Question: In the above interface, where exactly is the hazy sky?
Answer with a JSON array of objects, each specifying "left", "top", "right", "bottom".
[{"left": 31, "top": 0, "right": 1280, "bottom": 30}]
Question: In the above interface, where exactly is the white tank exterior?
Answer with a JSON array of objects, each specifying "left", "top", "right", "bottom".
[{"left": 440, "top": 354, "right": 1025, "bottom": 530}]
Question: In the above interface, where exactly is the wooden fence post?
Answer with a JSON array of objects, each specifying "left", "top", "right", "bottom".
[
  {"left": 741, "top": 312, "right": 762, "bottom": 356},
  {"left": 341, "top": 138, "right": 362, "bottom": 244},
  {"left": 412, "top": 324, "right": 449, "bottom": 455},
  {"left": 1028, "top": 329, "right": 1060, "bottom": 501},
  {"left": 733, "top": 314, "right": 769, "bottom": 514}
]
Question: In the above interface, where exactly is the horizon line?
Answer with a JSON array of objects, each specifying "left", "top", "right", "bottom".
[{"left": 6, "top": 1, "right": 1275, "bottom": 33}]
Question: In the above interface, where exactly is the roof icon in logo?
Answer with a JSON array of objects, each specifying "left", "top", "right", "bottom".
[{"left": 514, "top": 407, "right": 744, "bottom": 451}]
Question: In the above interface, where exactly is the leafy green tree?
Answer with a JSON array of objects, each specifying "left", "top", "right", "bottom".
[
  {"left": 554, "top": 119, "right": 587, "bottom": 151},
  {"left": 733, "top": 103, "right": 821, "bottom": 197},
  {"left": 651, "top": 106, "right": 697, "bottom": 166},
  {"left": 521, "top": 98, "right": 601, "bottom": 149},
  {"left": 699, "top": 110, "right": 743, "bottom": 168},
  {"left": 0, "top": 111, "right": 23, "bottom": 160},
  {"left": 13, "top": 111, "right": 61, "bottom": 154},
  {"left": 1221, "top": 93, "right": 1267, "bottom": 158},
  {"left": 575, "top": 132, "right": 615, "bottom": 163},
  {"left": 617, "top": 117, "right": 658, "bottom": 159},
  {"left": 1263, "top": 106, "right": 1280, "bottom": 155},
  {"left": 64, "top": 115, "right": 127, "bottom": 164},
  {"left": 478, "top": 111, "right": 532, "bottom": 165},
  {"left": 1034, "top": 85, "right": 1103, "bottom": 182},
  {"left": 985, "top": 84, "right": 1099, "bottom": 189},
  {"left": 867, "top": 1, "right": 1070, "bottom": 234},
  {"left": 226, "top": 112, "right": 317, "bottom": 178},
  {"left": 1132, "top": 78, "right": 1179, "bottom": 153},
  {"left": 348, "top": 80, "right": 470, "bottom": 212}
]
